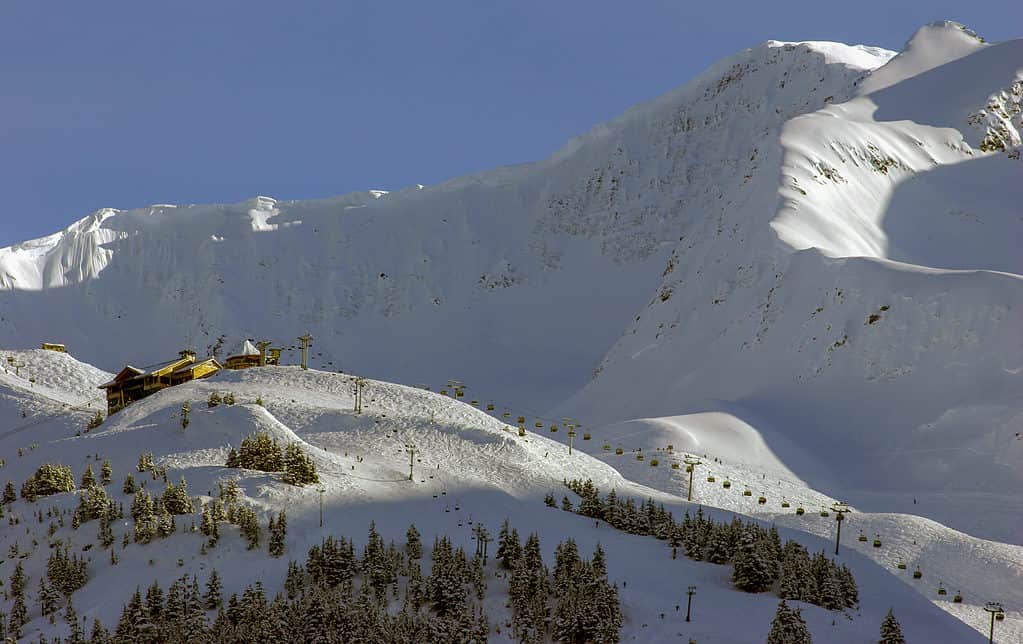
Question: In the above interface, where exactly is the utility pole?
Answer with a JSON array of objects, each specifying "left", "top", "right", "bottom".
[
  {"left": 983, "top": 602, "right": 1003, "bottom": 644},
  {"left": 297, "top": 333, "right": 313, "bottom": 370},
  {"left": 353, "top": 377, "right": 366, "bottom": 415},
  {"left": 832, "top": 502, "right": 850, "bottom": 556},
  {"left": 683, "top": 455, "right": 702, "bottom": 502},
  {"left": 405, "top": 443, "right": 417, "bottom": 481},
  {"left": 685, "top": 585, "right": 696, "bottom": 622}
]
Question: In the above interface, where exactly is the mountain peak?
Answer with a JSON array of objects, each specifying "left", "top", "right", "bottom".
[{"left": 858, "top": 21, "right": 988, "bottom": 94}]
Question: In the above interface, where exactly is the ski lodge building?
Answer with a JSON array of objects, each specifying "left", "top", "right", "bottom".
[
  {"left": 98, "top": 340, "right": 281, "bottom": 415},
  {"left": 98, "top": 350, "right": 222, "bottom": 415}
]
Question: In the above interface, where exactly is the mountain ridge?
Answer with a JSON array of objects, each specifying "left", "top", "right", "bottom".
[{"left": 1, "top": 21, "right": 1020, "bottom": 528}]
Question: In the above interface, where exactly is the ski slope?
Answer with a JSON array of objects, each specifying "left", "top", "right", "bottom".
[{"left": 0, "top": 352, "right": 992, "bottom": 642}]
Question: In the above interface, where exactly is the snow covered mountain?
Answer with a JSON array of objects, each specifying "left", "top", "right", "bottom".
[{"left": 1, "top": 16, "right": 1020, "bottom": 577}]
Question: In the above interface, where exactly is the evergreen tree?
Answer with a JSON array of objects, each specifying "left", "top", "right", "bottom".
[
  {"left": 838, "top": 564, "right": 859, "bottom": 608},
  {"left": 767, "top": 600, "right": 812, "bottom": 644},
  {"left": 204, "top": 569, "right": 223, "bottom": 610},
  {"left": 89, "top": 617, "right": 109, "bottom": 644},
  {"left": 811, "top": 552, "right": 843, "bottom": 610},
  {"left": 75, "top": 483, "right": 112, "bottom": 523},
  {"left": 161, "top": 476, "right": 194, "bottom": 515},
  {"left": 136, "top": 452, "right": 154, "bottom": 473},
  {"left": 702, "top": 523, "right": 732, "bottom": 564},
  {"left": 122, "top": 472, "right": 136, "bottom": 495},
  {"left": 406, "top": 523, "right": 422, "bottom": 560},
  {"left": 38, "top": 576, "right": 61, "bottom": 617},
  {"left": 65, "top": 596, "right": 84, "bottom": 643},
  {"left": 21, "top": 463, "right": 75, "bottom": 500},
  {"left": 201, "top": 502, "right": 221, "bottom": 545},
  {"left": 732, "top": 540, "right": 776, "bottom": 593},
  {"left": 180, "top": 401, "right": 191, "bottom": 430},
  {"left": 208, "top": 391, "right": 222, "bottom": 408},
  {"left": 230, "top": 432, "right": 285, "bottom": 472},
  {"left": 98, "top": 508, "right": 115, "bottom": 548},
  {"left": 10, "top": 560, "right": 27, "bottom": 595},
  {"left": 145, "top": 580, "right": 165, "bottom": 621},
  {"left": 157, "top": 505, "right": 176, "bottom": 537},
  {"left": 131, "top": 488, "right": 153, "bottom": 520},
  {"left": 115, "top": 587, "right": 149, "bottom": 642},
  {"left": 236, "top": 506, "right": 260, "bottom": 549},
  {"left": 100, "top": 459, "right": 112, "bottom": 486},
  {"left": 2, "top": 480, "right": 15, "bottom": 504},
  {"left": 269, "top": 510, "right": 287, "bottom": 557},
  {"left": 879, "top": 608, "right": 905, "bottom": 644},
  {"left": 283, "top": 443, "right": 319, "bottom": 486},
  {"left": 81, "top": 463, "right": 96, "bottom": 488},
  {"left": 8, "top": 594, "right": 27, "bottom": 640}
]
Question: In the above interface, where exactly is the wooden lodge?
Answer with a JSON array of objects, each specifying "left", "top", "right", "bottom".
[
  {"left": 224, "top": 340, "right": 281, "bottom": 370},
  {"left": 98, "top": 350, "right": 222, "bottom": 415},
  {"left": 41, "top": 342, "right": 66, "bottom": 353},
  {"left": 224, "top": 340, "right": 262, "bottom": 370}
]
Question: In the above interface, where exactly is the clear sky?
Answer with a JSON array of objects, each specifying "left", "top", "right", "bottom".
[{"left": 1, "top": 1, "right": 1019, "bottom": 247}]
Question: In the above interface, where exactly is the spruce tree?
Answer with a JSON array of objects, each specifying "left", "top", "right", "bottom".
[
  {"left": 38, "top": 576, "right": 61, "bottom": 617},
  {"left": 879, "top": 608, "right": 905, "bottom": 644},
  {"left": 89, "top": 617, "right": 109, "bottom": 643},
  {"left": 80, "top": 463, "right": 96, "bottom": 488},
  {"left": 268, "top": 511, "right": 287, "bottom": 557},
  {"left": 7, "top": 594, "right": 27, "bottom": 640},
  {"left": 161, "top": 477, "right": 194, "bottom": 515},
  {"left": 767, "top": 600, "right": 812, "bottom": 644},
  {"left": 733, "top": 540, "right": 776, "bottom": 593},
  {"left": 122, "top": 472, "right": 136, "bottom": 495},
  {"left": 204, "top": 569, "right": 223, "bottom": 610},
  {"left": 2, "top": 480, "right": 15, "bottom": 504},
  {"left": 283, "top": 443, "right": 319, "bottom": 486},
  {"left": 406, "top": 523, "right": 422, "bottom": 560},
  {"left": 100, "top": 459, "right": 112, "bottom": 486}
]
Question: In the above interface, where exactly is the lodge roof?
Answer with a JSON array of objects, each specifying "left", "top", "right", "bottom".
[{"left": 98, "top": 352, "right": 200, "bottom": 389}]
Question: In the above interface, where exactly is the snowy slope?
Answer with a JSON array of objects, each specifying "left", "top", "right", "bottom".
[
  {"left": 0, "top": 363, "right": 988, "bottom": 643},
  {"left": 555, "top": 22, "right": 1023, "bottom": 515}
]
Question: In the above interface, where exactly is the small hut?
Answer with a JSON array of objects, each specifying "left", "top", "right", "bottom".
[
  {"left": 225, "top": 340, "right": 262, "bottom": 370},
  {"left": 41, "top": 343, "right": 66, "bottom": 353}
]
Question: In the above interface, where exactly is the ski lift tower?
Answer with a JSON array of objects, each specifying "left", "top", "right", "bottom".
[
  {"left": 297, "top": 333, "right": 313, "bottom": 370},
  {"left": 563, "top": 417, "right": 577, "bottom": 455},
  {"left": 983, "top": 602, "right": 1003, "bottom": 644},
  {"left": 831, "top": 501, "right": 850, "bottom": 555},
  {"left": 682, "top": 455, "right": 702, "bottom": 501}
]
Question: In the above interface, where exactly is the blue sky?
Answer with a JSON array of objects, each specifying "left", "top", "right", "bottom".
[{"left": 1, "top": 1, "right": 1019, "bottom": 246}]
